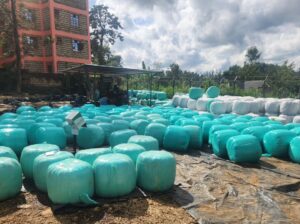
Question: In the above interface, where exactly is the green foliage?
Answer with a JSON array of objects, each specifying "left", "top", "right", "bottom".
[{"left": 245, "top": 46, "right": 261, "bottom": 63}]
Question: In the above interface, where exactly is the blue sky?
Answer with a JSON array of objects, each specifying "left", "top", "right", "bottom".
[{"left": 90, "top": 0, "right": 300, "bottom": 72}]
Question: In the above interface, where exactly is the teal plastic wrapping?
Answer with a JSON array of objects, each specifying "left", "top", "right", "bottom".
[
  {"left": 15, "top": 119, "right": 36, "bottom": 133},
  {"left": 63, "top": 122, "right": 73, "bottom": 145},
  {"left": 94, "top": 116, "right": 112, "bottom": 123},
  {"left": 285, "top": 123, "right": 300, "bottom": 130},
  {"left": 0, "top": 112, "right": 17, "bottom": 120},
  {"left": 263, "top": 130, "right": 297, "bottom": 158},
  {"left": 291, "top": 127, "right": 300, "bottom": 136},
  {"left": 206, "top": 86, "right": 220, "bottom": 98},
  {"left": 28, "top": 122, "right": 56, "bottom": 144},
  {"left": 21, "top": 144, "right": 59, "bottom": 179},
  {"left": 0, "top": 128, "right": 28, "bottom": 156},
  {"left": 246, "top": 121, "right": 263, "bottom": 127},
  {"left": 35, "top": 127, "right": 67, "bottom": 149},
  {"left": 0, "top": 158, "right": 22, "bottom": 201},
  {"left": 144, "top": 123, "right": 167, "bottom": 147},
  {"left": 75, "top": 147, "right": 111, "bottom": 165},
  {"left": 226, "top": 135, "right": 262, "bottom": 163},
  {"left": 77, "top": 125, "right": 105, "bottom": 149},
  {"left": 193, "top": 116, "right": 212, "bottom": 127},
  {"left": 152, "top": 118, "right": 169, "bottom": 126},
  {"left": 43, "top": 118, "right": 64, "bottom": 127},
  {"left": 252, "top": 117, "right": 269, "bottom": 122},
  {"left": 189, "top": 87, "right": 204, "bottom": 100},
  {"left": 179, "top": 119, "right": 199, "bottom": 126},
  {"left": 33, "top": 151, "right": 74, "bottom": 192},
  {"left": 109, "top": 129, "right": 137, "bottom": 147},
  {"left": 93, "top": 153, "right": 136, "bottom": 198},
  {"left": 163, "top": 126, "right": 190, "bottom": 152},
  {"left": 212, "top": 130, "right": 240, "bottom": 158},
  {"left": 38, "top": 106, "right": 52, "bottom": 112},
  {"left": 112, "top": 119, "right": 130, "bottom": 131},
  {"left": 113, "top": 143, "right": 145, "bottom": 164},
  {"left": 130, "top": 119, "right": 150, "bottom": 135},
  {"left": 156, "top": 92, "right": 167, "bottom": 100},
  {"left": 136, "top": 150, "right": 176, "bottom": 192},
  {"left": 265, "top": 124, "right": 287, "bottom": 131},
  {"left": 208, "top": 125, "right": 231, "bottom": 144},
  {"left": 0, "top": 124, "right": 18, "bottom": 129},
  {"left": 0, "top": 146, "right": 18, "bottom": 160},
  {"left": 16, "top": 106, "right": 35, "bottom": 114},
  {"left": 128, "top": 135, "right": 159, "bottom": 151},
  {"left": 202, "top": 120, "right": 221, "bottom": 143},
  {"left": 183, "top": 125, "right": 203, "bottom": 149},
  {"left": 241, "top": 126, "right": 271, "bottom": 150},
  {"left": 47, "top": 159, "right": 97, "bottom": 205},
  {"left": 230, "top": 122, "right": 249, "bottom": 132},
  {"left": 263, "top": 120, "right": 282, "bottom": 125},
  {"left": 182, "top": 111, "right": 198, "bottom": 118},
  {"left": 97, "top": 123, "right": 114, "bottom": 145},
  {"left": 289, "top": 137, "right": 300, "bottom": 163}
]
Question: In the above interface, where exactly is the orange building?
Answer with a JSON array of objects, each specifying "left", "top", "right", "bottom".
[{"left": 0, "top": 0, "right": 91, "bottom": 73}]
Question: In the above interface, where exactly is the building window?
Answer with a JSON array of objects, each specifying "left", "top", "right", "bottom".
[
  {"left": 56, "top": 37, "right": 62, "bottom": 45},
  {"left": 54, "top": 9, "right": 60, "bottom": 18},
  {"left": 23, "top": 9, "right": 34, "bottom": 21},
  {"left": 71, "top": 14, "right": 79, "bottom": 27},
  {"left": 25, "top": 36, "right": 38, "bottom": 49},
  {"left": 72, "top": 40, "right": 84, "bottom": 52}
]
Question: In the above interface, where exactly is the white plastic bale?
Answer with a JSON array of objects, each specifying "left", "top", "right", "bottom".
[
  {"left": 269, "top": 116, "right": 288, "bottom": 124},
  {"left": 172, "top": 95, "right": 180, "bottom": 107},
  {"left": 179, "top": 96, "right": 189, "bottom": 108},
  {"left": 196, "top": 99, "right": 208, "bottom": 111},
  {"left": 210, "top": 101, "right": 227, "bottom": 115},
  {"left": 265, "top": 100, "right": 280, "bottom": 115},
  {"left": 232, "top": 101, "right": 251, "bottom": 115},
  {"left": 293, "top": 116, "right": 300, "bottom": 123},
  {"left": 187, "top": 99, "right": 197, "bottom": 110},
  {"left": 226, "top": 101, "right": 233, "bottom": 113},
  {"left": 279, "top": 115, "right": 294, "bottom": 124},
  {"left": 280, "top": 100, "right": 300, "bottom": 116},
  {"left": 249, "top": 101, "right": 260, "bottom": 114}
]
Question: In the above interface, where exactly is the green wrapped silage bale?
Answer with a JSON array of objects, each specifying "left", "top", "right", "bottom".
[
  {"left": 232, "top": 117, "right": 250, "bottom": 123},
  {"left": 15, "top": 119, "right": 36, "bottom": 132},
  {"left": 94, "top": 116, "right": 112, "bottom": 123},
  {"left": 206, "top": 86, "right": 220, "bottom": 98},
  {"left": 157, "top": 92, "right": 167, "bottom": 101},
  {"left": 246, "top": 121, "right": 264, "bottom": 127},
  {"left": 28, "top": 122, "right": 56, "bottom": 144},
  {"left": 0, "top": 124, "right": 18, "bottom": 129},
  {"left": 97, "top": 123, "right": 114, "bottom": 145},
  {"left": 77, "top": 125, "right": 105, "bottom": 149},
  {"left": 128, "top": 135, "right": 159, "bottom": 151},
  {"left": 35, "top": 127, "right": 66, "bottom": 149},
  {"left": 285, "top": 123, "right": 300, "bottom": 130},
  {"left": 112, "top": 119, "right": 130, "bottom": 131},
  {"left": 33, "top": 151, "right": 74, "bottom": 192},
  {"left": 179, "top": 119, "right": 199, "bottom": 127},
  {"left": 229, "top": 123, "right": 249, "bottom": 132},
  {"left": 0, "top": 146, "right": 18, "bottom": 160},
  {"left": 136, "top": 150, "right": 176, "bottom": 192},
  {"left": 63, "top": 122, "right": 73, "bottom": 145},
  {"left": 0, "top": 158, "right": 22, "bottom": 201},
  {"left": 183, "top": 125, "right": 203, "bottom": 149},
  {"left": 202, "top": 120, "right": 221, "bottom": 143},
  {"left": 212, "top": 130, "right": 240, "bottom": 158},
  {"left": 16, "top": 106, "right": 35, "bottom": 114},
  {"left": 181, "top": 111, "right": 198, "bottom": 118},
  {"left": 38, "top": 106, "right": 52, "bottom": 112},
  {"left": 218, "top": 117, "right": 233, "bottom": 125},
  {"left": 42, "top": 118, "right": 63, "bottom": 127},
  {"left": 193, "top": 116, "right": 212, "bottom": 127},
  {"left": 93, "top": 153, "right": 136, "bottom": 198},
  {"left": 113, "top": 143, "right": 145, "bottom": 164},
  {"left": 208, "top": 125, "right": 231, "bottom": 144},
  {"left": 169, "top": 115, "right": 184, "bottom": 125},
  {"left": 263, "top": 120, "right": 282, "bottom": 125},
  {"left": 0, "top": 118, "right": 16, "bottom": 125},
  {"left": 0, "top": 112, "right": 17, "bottom": 120},
  {"left": 75, "top": 147, "right": 111, "bottom": 165},
  {"left": 263, "top": 130, "right": 296, "bottom": 158},
  {"left": 289, "top": 137, "right": 300, "bottom": 163},
  {"left": 252, "top": 116, "right": 269, "bottom": 122},
  {"left": 21, "top": 144, "right": 59, "bottom": 179},
  {"left": 291, "top": 127, "right": 300, "bottom": 136},
  {"left": 85, "top": 119, "right": 99, "bottom": 125},
  {"left": 144, "top": 123, "right": 167, "bottom": 147},
  {"left": 265, "top": 124, "right": 287, "bottom": 131},
  {"left": 130, "top": 119, "right": 150, "bottom": 135},
  {"left": 47, "top": 159, "right": 97, "bottom": 205},
  {"left": 0, "top": 128, "right": 28, "bottom": 156},
  {"left": 109, "top": 129, "right": 137, "bottom": 148},
  {"left": 241, "top": 126, "right": 271, "bottom": 150},
  {"left": 226, "top": 135, "right": 262, "bottom": 163},
  {"left": 152, "top": 118, "right": 169, "bottom": 126},
  {"left": 163, "top": 126, "right": 190, "bottom": 152},
  {"left": 189, "top": 87, "right": 204, "bottom": 100}
]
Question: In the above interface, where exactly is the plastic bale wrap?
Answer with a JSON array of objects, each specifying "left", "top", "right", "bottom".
[
  {"left": 196, "top": 99, "right": 209, "bottom": 111},
  {"left": 187, "top": 99, "right": 197, "bottom": 110},
  {"left": 241, "top": 126, "right": 271, "bottom": 151},
  {"left": 94, "top": 116, "right": 112, "bottom": 123},
  {"left": 280, "top": 100, "right": 299, "bottom": 116},
  {"left": 171, "top": 95, "right": 180, "bottom": 107},
  {"left": 75, "top": 147, "right": 111, "bottom": 165},
  {"left": 35, "top": 127, "right": 66, "bottom": 149},
  {"left": 285, "top": 123, "right": 300, "bottom": 130},
  {"left": 93, "top": 153, "right": 136, "bottom": 198},
  {"left": 193, "top": 116, "right": 212, "bottom": 127},
  {"left": 109, "top": 129, "right": 137, "bottom": 148},
  {"left": 163, "top": 126, "right": 190, "bottom": 152},
  {"left": 291, "top": 127, "right": 300, "bottom": 136},
  {"left": 97, "top": 123, "right": 114, "bottom": 145},
  {"left": 246, "top": 121, "right": 264, "bottom": 127},
  {"left": 157, "top": 92, "right": 167, "bottom": 100},
  {"left": 130, "top": 119, "right": 150, "bottom": 135},
  {"left": 226, "top": 135, "right": 262, "bottom": 163},
  {"left": 232, "top": 101, "right": 251, "bottom": 115},
  {"left": 0, "top": 158, "right": 22, "bottom": 201},
  {"left": 28, "top": 122, "right": 56, "bottom": 144},
  {"left": 128, "top": 135, "right": 159, "bottom": 151},
  {"left": 181, "top": 111, "right": 198, "bottom": 118},
  {"left": 152, "top": 118, "right": 169, "bottom": 126},
  {"left": 189, "top": 87, "right": 204, "bottom": 100},
  {"left": 16, "top": 106, "right": 35, "bottom": 114},
  {"left": 183, "top": 125, "right": 203, "bottom": 149},
  {"left": 265, "top": 100, "right": 280, "bottom": 115},
  {"left": 265, "top": 124, "right": 287, "bottom": 131},
  {"left": 113, "top": 143, "right": 145, "bottom": 164},
  {"left": 293, "top": 116, "right": 300, "bottom": 124},
  {"left": 43, "top": 118, "right": 63, "bottom": 127},
  {"left": 176, "top": 118, "right": 198, "bottom": 126},
  {"left": 210, "top": 101, "right": 227, "bottom": 115},
  {"left": 202, "top": 120, "right": 221, "bottom": 143},
  {"left": 33, "top": 151, "right": 74, "bottom": 192},
  {"left": 0, "top": 112, "right": 17, "bottom": 120},
  {"left": 208, "top": 125, "right": 232, "bottom": 144},
  {"left": 206, "top": 86, "right": 220, "bottom": 98},
  {"left": 212, "top": 130, "right": 240, "bottom": 158},
  {"left": 21, "top": 144, "right": 59, "bottom": 179},
  {"left": 112, "top": 120, "right": 130, "bottom": 131},
  {"left": 0, "top": 146, "right": 18, "bottom": 161},
  {"left": 0, "top": 128, "right": 28, "bottom": 156},
  {"left": 263, "top": 130, "right": 297, "bottom": 158},
  {"left": 77, "top": 125, "right": 105, "bottom": 149},
  {"left": 179, "top": 96, "right": 189, "bottom": 108},
  {"left": 289, "top": 137, "right": 300, "bottom": 163},
  {"left": 136, "top": 151, "right": 176, "bottom": 192},
  {"left": 144, "top": 123, "right": 167, "bottom": 147},
  {"left": 15, "top": 119, "right": 36, "bottom": 133},
  {"left": 47, "top": 159, "right": 96, "bottom": 205}
]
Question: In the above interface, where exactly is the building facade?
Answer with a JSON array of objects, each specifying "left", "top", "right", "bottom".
[{"left": 0, "top": 0, "right": 91, "bottom": 73}]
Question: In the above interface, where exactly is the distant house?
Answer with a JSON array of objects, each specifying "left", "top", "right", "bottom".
[
  {"left": 0, "top": 0, "right": 91, "bottom": 73},
  {"left": 243, "top": 80, "right": 265, "bottom": 90}
]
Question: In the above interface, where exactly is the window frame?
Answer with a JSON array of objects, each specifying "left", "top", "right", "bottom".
[{"left": 71, "top": 14, "right": 79, "bottom": 27}]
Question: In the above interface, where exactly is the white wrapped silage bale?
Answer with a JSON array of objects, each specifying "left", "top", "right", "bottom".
[
  {"left": 226, "top": 101, "right": 233, "bottom": 113},
  {"left": 210, "top": 101, "right": 227, "bottom": 115},
  {"left": 279, "top": 115, "right": 294, "bottom": 124},
  {"left": 232, "top": 100, "right": 251, "bottom": 115},
  {"left": 249, "top": 101, "right": 260, "bottom": 114},
  {"left": 196, "top": 99, "right": 209, "bottom": 111},
  {"left": 179, "top": 96, "right": 189, "bottom": 108},
  {"left": 269, "top": 116, "right": 288, "bottom": 124},
  {"left": 280, "top": 100, "right": 300, "bottom": 116},
  {"left": 187, "top": 99, "right": 197, "bottom": 110},
  {"left": 293, "top": 116, "right": 300, "bottom": 123},
  {"left": 172, "top": 95, "right": 180, "bottom": 107},
  {"left": 265, "top": 99, "right": 280, "bottom": 116}
]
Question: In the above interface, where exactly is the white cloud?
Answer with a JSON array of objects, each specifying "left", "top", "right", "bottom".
[{"left": 94, "top": 0, "right": 300, "bottom": 72}]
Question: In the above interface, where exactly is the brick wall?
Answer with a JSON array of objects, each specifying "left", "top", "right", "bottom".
[
  {"left": 19, "top": 7, "right": 42, "bottom": 31},
  {"left": 22, "top": 35, "right": 43, "bottom": 56},
  {"left": 54, "top": 0, "right": 86, "bottom": 10},
  {"left": 56, "top": 36, "right": 89, "bottom": 59},
  {"left": 55, "top": 9, "right": 88, "bottom": 35},
  {"left": 43, "top": 8, "right": 50, "bottom": 31},
  {"left": 24, "top": 61, "right": 44, "bottom": 72},
  {"left": 57, "top": 61, "right": 83, "bottom": 72}
]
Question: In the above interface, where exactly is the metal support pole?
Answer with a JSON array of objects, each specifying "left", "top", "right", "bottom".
[{"left": 126, "top": 74, "right": 129, "bottom": 104}]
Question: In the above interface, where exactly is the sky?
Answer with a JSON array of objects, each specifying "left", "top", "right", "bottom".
[{"left": 90, "top": 0, "right": 300, "bottom": 72}]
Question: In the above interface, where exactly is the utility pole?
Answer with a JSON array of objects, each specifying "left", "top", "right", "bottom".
[{"left": 11, "top": 0, "right": 22, "bottom": 93}]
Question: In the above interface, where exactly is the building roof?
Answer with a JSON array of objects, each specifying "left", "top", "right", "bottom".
[{"left": 62, "top": 64, "right": 163, "bottom": 76}]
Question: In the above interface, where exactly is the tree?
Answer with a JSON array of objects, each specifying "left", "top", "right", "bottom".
[
  {"left": 107, "top": 55, "right": 122, "bottom": 67},
  {"left": 90, "top": 5, "right": 124, "bottom": 65},
  {"left": 245, "top": 46, "right": 261, "bottom": 64}
]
